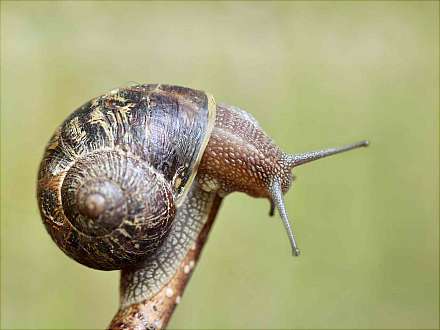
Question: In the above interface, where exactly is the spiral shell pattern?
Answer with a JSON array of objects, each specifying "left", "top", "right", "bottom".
[
  {"left": 37, "top": 84, "right": 216, "bottom": 270},
  {"left": 60, "top": 151, "right": 175, "bottom": 269}
]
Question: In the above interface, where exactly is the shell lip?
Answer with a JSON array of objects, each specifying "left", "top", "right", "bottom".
[{"left": 174, "top": 92, "right": 216, "bottom": 207}]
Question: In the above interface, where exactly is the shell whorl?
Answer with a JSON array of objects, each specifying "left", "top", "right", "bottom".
[{"left": 57, "top": 150, "right": 175, "bottom": 270}]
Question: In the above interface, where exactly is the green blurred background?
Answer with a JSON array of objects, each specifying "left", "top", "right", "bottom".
[{"left": 1, "top": 1, "right": 438, "bottom": 329}]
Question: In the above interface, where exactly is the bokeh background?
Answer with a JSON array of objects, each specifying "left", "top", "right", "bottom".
[{"left": 1, "top": 1, "right": 438, "bottom": 329}]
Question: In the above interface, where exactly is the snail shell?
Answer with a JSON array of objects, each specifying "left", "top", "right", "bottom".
[{"left": 37, "top": 84, "right": 216, "bottom": 270}]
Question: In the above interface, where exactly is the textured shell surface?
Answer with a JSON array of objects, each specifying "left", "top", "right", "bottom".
[{"left": 37, "top": 84, "right": 216, "bottom": 270}]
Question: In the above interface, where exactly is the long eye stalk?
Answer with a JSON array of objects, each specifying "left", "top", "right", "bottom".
[
  {"left": 288, "top": 140, "right": 369, "bottom": 168},
  {"left": 271, "top": 140, "right": 369, "bottom": 257}
]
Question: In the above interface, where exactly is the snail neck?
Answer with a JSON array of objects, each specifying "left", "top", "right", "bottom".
[{"left": 199, "top": 103, "right": 284, "bottom": 198}]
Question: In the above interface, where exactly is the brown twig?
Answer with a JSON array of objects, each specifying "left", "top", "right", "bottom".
[{"left": 108, "top": 195, "right": 223, "bottom": 330}]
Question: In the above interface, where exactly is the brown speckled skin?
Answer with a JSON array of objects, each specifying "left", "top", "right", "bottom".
[{"left": 199, "top": 103, "right": 293, "bottom": 198}]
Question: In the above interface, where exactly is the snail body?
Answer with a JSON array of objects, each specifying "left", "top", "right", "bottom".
[{"left": 37, "top": 84, "right": 368, "bottom": 327}]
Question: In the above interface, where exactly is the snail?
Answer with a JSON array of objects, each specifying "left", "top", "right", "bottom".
[{"left": 37, "top": 84, "right": 368, "bottom": 329}]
